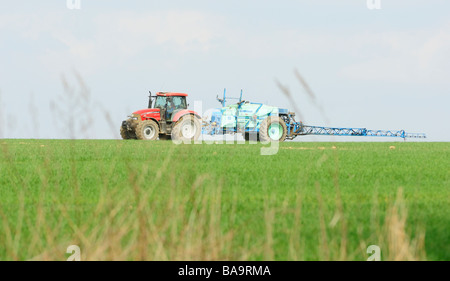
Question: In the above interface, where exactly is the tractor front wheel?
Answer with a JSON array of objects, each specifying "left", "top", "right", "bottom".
[
  {"left": 120, "top": 126, "right": 137, "bottom": 140},
  {"left": 136, "top": 120, "right": 159, "bottom": 140},
  {"left": 171, "top": 115, "right": 201, "bottom": 143},
  {"left": 259, "top": 116, "right": 287, "bottom": 142}
]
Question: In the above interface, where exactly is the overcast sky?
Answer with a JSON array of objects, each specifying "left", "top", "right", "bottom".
[{"left": 0, "top": 0, "right": 449, "bottom": 141}]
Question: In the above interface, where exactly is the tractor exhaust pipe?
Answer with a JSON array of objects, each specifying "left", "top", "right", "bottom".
[{"left": 148, "top": 91, "right": 153, "bottom": 108}]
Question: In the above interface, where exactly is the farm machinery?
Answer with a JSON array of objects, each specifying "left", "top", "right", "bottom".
[
  {"left": 121, "top": 90, "right": 426, "bottom": 141},
  {"left": 121, "top": 92, "right": 201, "bottom": 141}
]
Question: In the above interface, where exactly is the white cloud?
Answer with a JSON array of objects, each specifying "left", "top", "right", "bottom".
[
  {"left": 1, "top": 10, "right": 225, "bottom": 75},
  {"left": 339, "top": 25, "right": 450, "bottom": 84},
  {"left": 109, "top": 10, "right": 220, "bottom": 52},
  {"left": 41, "top": 10, "right": 224, "bottom": 74}
]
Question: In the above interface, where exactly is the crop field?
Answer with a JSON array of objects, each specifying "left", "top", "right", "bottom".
[{"left": 0, "top": 140, "right": 448, "bottom": 261}]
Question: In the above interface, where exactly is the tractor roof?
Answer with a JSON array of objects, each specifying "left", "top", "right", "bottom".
[{"left": 156, "top": 92, "right": 188, "bottom": 97}]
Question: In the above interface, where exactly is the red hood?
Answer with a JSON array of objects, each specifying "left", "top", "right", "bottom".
[{"left": 133, "top": 108, "right": 160, "bottom": 115}]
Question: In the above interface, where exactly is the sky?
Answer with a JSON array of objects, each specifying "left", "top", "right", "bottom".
[{"left": 0, "top": 0, "right": 449, "bottom": 141}]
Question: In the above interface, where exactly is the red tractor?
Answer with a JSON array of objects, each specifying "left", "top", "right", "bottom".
[{"left": 121, "top": 92, "right": 202, "bottom": 141}]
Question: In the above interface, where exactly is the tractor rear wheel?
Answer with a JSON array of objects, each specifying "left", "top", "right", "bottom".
[
  {"left": 136, "top": 120, "right": 159, "bottom": 140},
  {"left": 259, "top": 116, "right": 287, "bottom": 142},
  {"left": 171, "top": 115, "right": 201, "bottom": 143}
]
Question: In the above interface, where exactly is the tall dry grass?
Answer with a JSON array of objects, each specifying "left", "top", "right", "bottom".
[{"left": 0, "top": 173, "right": 427, "bottom": 260}]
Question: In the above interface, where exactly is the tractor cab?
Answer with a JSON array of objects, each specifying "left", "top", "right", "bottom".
[{"left": 150, "top": 92, "right": 188, "bottom": 121}]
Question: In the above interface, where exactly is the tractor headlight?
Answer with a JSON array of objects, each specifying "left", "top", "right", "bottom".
[{"left": 128, "top": 114, "right": 139, "bottom": 121}]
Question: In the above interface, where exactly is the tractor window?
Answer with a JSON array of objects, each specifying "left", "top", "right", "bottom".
[
  {"left": 172, "top": 96, "right": 187, "bottom": 109},
  {"left": 154, "top": 96, "right": 167, "bottom": 109}
]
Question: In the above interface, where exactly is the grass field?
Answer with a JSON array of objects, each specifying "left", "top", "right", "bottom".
[{"left": 0, "top": 139, "right": 448, "bottom": 261}]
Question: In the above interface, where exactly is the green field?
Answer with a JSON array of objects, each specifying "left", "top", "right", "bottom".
[{"left": 0, "top": 140, "right": 448, "bottom": 261}]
